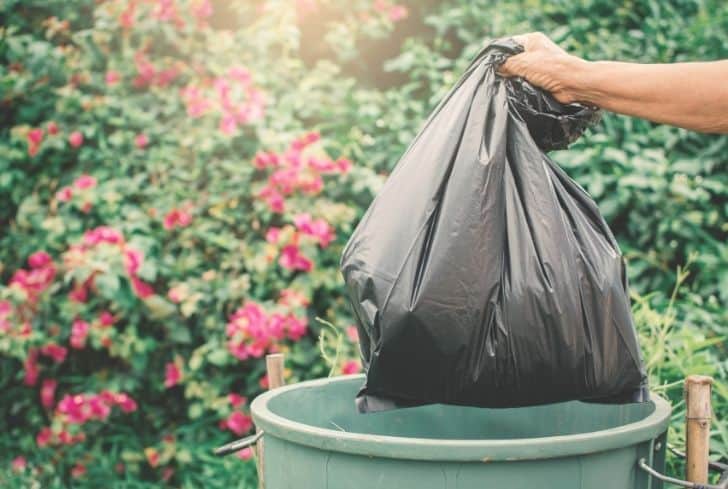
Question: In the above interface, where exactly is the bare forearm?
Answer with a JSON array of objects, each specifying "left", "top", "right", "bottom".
[{"left": 564, "top": 59, "right": 728, "bottom": 133}]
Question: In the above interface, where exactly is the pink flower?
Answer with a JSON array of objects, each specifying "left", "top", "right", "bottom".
[
  {"left": 105, "top": 70, "right": 121, "bottom": 85},
  {"left": 342, "top": 360, "right": 361, "bottom": 375},
  {"left": 278, "top": 244, "right": 313, "bottom": 272},
  {"left": 286, "top": 315, "right": 308, "bottom": 340},
  {"left": 134, "top": 133, "right": 149, "bottom": 149},
  {"left": 228, "top": 393, "right": 247, "bottom": 408},
  {"left": 336, "top": 157, "right": 352, "bottom": 173},
  {"left": 388, "top": 4, "right": 408, "bottom": 21},
  {"left": 24, "top": 350, "right": 39, "bottom": 386},
  {"left": 258, "top": 186, "right": 285, "bottom": 213},
  {"left": 167, "top": 285, "right": 185, "bottom": 303},
  {"left": 223, "top": 411, "right": 253, "bottom": 436},
  {"left": 70, "top": 319, "right": 90, "bottom": 349},
  {"left": 40, "top": 343, "right": 68, "bottom": 363},
  {"left": 47, "top": 121, "right": 59, "bottom": 135},
  {"left": 293, "top": 213, "right": 335, "bottom": 247},
  {"left": 219, "top": 112, "right": 238, "bottom": 135},
  {"left": 119, "top": 2, "right": 136, "bottom": 28},
  {"left": 163, "top": 209, "right": 192, "bottom": 230},
  {"left": 69, "top": 282, "right": 89, "bottom": 303},
  {"left": 68, "top": 131, "right": 84, "bottom": 148},
  {"left": 28, "top": 128, "right": 44, "bottom": 145},
  {"left": 11, "top": 456, "right": 27, "bottom": 472},
  {"left": 73, "top": 174, "right": 97, "bottom": 190},
  {"left": 346, "top": 325, "right": 359, "bottom": 342},
  {"left": 28, "top": 251, "right": 52, "bottom": 269},
  {"left": 83, "top": 226, "right": 124, "bottom": 246},
  {"left": 191, "top": 0, "right": 213, "bottom": 24},
  {"left": 27, "top": 128, "right": 43, "bottom": 156},
  {"left": 57, "top": 394, "right": 87, "bottom": 423},
  {"left": 265, "top": 227, "right": 281, "bottom": 244},
  {"left": 133, "top": 52, "right": 156, "bottom": 87},
  {"left": 228, "top": 66, "right": 251, "bottom": 85},
  {"left": 236, "top": 447, "right": 254, "bottom": 460},
  {"left": 36, "top": 427, "right": 52, "bottom": 447},
  {"left": 71, "top": 462, "right": 86, "bottom": 478},
  {"left": 254, "top": 151, "right": 280, "bottom": 169},
  {"left": 41, "top": 379, "right": 58, "bottom": 409},
  {"left": 56, "top": 186, "right": 74, "bottom": 203},
  {"left": 164, "top": 362, "right": 182, "bottom": 388},
  {"left": 131, "top": 276, "right": 154, "bottom": 299},
  {"left": 114, "top": 393, "right": 138, "bottom": 413},
  {"left": 99, "top": 310, "right": 115, "bottom": 327},
  {"left": 124, "top": 248, "right": 144, "bottom": 276}
]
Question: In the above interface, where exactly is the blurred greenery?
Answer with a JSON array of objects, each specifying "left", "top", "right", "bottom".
[{"left": 0, "top": 0, "right": 726, "bottom": 487}]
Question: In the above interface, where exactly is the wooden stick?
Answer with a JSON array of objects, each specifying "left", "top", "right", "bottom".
[
  {"left": 257, "top": 353, "right": 286, "bottom": 489},
  {"left": 684, "top": 375, "right": 713, "bottom": 484}
]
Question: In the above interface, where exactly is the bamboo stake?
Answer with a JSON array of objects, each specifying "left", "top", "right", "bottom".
[
  {"left": 684, "top": 375, "right": 713, "bottom": 484},
  {"left": 257, "top": 353, "right": 285, "bottom": 489}
]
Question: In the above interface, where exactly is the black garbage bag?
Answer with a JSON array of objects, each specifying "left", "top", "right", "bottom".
[{"left": 340, "top": 38, "right": 648, "bottom": 413}]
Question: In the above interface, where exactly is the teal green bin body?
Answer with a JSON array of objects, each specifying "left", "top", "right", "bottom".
[{"left": 251, "top": 375, "right": 671, "bottom": 488}]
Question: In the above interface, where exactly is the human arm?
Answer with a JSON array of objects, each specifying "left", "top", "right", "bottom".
[{"left": 499, "top": 32, "right": 728, "bottom": 134}]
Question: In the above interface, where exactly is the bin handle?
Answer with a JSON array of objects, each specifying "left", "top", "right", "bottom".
[
  {"left": 214, "top": 430, "right": 264, "bottom": 456},
  {"left": 638, "top": 458, "right": 727, "bottom": 489}
]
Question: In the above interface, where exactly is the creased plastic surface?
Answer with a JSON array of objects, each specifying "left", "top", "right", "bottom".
[{"left": 340, "top": 38, "right": 648, "bottom": 413}]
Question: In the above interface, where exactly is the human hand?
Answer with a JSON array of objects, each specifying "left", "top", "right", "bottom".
[{"left": 499, "top": 32, "right": 584, "bottom": 104}]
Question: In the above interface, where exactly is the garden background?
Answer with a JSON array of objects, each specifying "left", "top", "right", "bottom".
[{"left": 1, "top": 0, "right": 726, "bottom": 487}]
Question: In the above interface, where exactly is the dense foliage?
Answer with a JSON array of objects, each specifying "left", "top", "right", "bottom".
[{"left": 0, "top": 0, "right": 725, "bottom": 487}]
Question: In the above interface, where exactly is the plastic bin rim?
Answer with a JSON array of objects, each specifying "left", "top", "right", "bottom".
[{"left": 250, "top": 375, "right": 671, "bottom": 462}]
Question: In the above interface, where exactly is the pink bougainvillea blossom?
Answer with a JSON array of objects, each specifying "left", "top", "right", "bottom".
[
  {"left": 73, "top": 174, "right": 97, "bottom": 190},
  {"left": 99, "top": 310, "right": 116, "bottom": 327},
  {"left": 228, "top": 393, "right": 247, "bottom": 408},
  {"left": 56, "top": 391, "right": 137, "bottom": 426},
  {"left": 71, "top": 462, "right": 87, "bottom": 478},
  {"left": 278, "top": 244, "right": 313, "bottom": 272},
  {"left": 84, "top": 226, "right": 124, "bottom": 246},
  {"left": 254, "top": 133, "right": 351, "bottom": 213},
  {"left": 70, "top": 319, "right": 90, "bottom": 349},
  {"left": 11, "top": 456, "right": 27, "bottom": 472},
  {"left": 36, "top": 427, "right": 53, "bottom": 447},
  {"left": 47, "top": 121, "right": 59, "bottom": 135},
  {"left": 68, "top": 131, "right": 84, "bottom": 148},
  {"left": 56, "top": 186, "right": 73, "bottom": 202},
  {"left": 164, "top": 362, "right": 182, "bottom": 388},
  {"left": 226, "top": 301, "right": 308, "bottom": 361},
  {"left": 190, "top": 0, "right": 213, "bottom": 26},
  {"left": 346, "top": 325, "right": 359, "bottom": 342},
  {"left": 342, "top": 360, "right": 361, "bottom": 375},
  {"left": 105, "top": 70, "right": 121, "bottom": 85},
  {"left": 119, "top": 1, "right": 137, "bottom": 29},
  {"left": 40, "top": 343, "right": 68, "bottom": 363},
  {"left": 124, "top": 248, "right": 143, "bottom": 276},
  {"left": 41, "top": 379, "right": 58, "bottom": 409},
  {"left": 27, "top": 128, "right": 44, "bottom": 156},
  {"left": 134, "top": 133, "right": 149, "bottom": 149},
  {"left": 163, "top": 208, "right": 192, "bottom": 230},
  {"left": 222, "top": 411, "right": 253, "bottom": 436},
  {"left": 236, "top": 447, "right": 254, "bottom": 461},
  {"left": 293, "top": 213, "right": 335, "bottom": 247},
  {"left": 373, "top": 0, "right": 408, "bottom": 22},
  {"left": 131, "top": 276, "right": 154, "bottom": 299},
  {"left": 28, "top": 251, "right": 52, "bottom": 269}
]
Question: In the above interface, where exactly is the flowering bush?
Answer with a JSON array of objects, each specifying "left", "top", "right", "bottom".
[{"left": 1, "top": 0, "right": 726, "bottom": 487}]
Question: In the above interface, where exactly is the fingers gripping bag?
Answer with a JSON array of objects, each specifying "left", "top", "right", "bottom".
[{"left": 340, "top": 38, "right": 648, "bottom": 413}]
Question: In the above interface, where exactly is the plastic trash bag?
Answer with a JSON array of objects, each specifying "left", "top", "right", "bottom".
[{"left": 340, "top": 38, "right": 648, "bottom": 413}]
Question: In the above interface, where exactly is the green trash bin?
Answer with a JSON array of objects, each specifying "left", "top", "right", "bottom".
[{"left": 250, "top": 375, "right": 671, "bottom": 489}]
